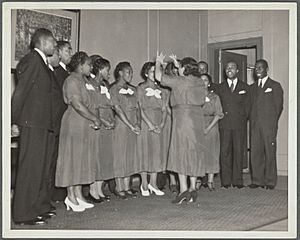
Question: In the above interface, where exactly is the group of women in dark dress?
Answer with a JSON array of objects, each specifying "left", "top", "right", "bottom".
[{"left": 55, "top": 50, "right": 223, "bottom": 211}]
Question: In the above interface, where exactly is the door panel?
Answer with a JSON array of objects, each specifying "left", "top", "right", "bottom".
[{"left": 220, "top": 51, "right": 247, "bottom": 83}]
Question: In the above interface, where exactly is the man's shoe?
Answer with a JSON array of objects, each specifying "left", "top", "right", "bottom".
[
  {"left": 233, "top": 184, "right": 244, "bottom": 189},
  {"left": 221, "top": 185, "right": 230, "bottom": 189},
  {"left": 38, "top": 211, "right": 56, "bottom": 220},
  {"left": 15, "top": 218, "right": 47, "bottom": 226},
  {"left": 266, "top": 185, "right": 275, "bottom": 190}
]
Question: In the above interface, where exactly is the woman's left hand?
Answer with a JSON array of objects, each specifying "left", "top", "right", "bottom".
[{"left": 156, "top": 51, "right": 166, "bottom": 65}]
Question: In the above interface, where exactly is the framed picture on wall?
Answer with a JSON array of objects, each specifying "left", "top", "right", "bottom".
[{"left": 11, "top": 9, "right": 80, "bottom": 69}]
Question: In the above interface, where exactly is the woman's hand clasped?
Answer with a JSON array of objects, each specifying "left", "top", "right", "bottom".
[{"left": 91, "top": 118, "right": 101, "bottom": 130}]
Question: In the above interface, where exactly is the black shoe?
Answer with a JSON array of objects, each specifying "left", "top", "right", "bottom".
[
  {"left": 221, "top": 185, "right": 230, "bottom": 189},
  {"left": 112, "top": 190, "right": 128, "bottom": 200},
  {"left": 266, "top": 185, "right": 275, "bottom": 190},
  {"left": 86, "top": 194, "right": 105, "bottom": 203},
  {"left": 99, "top": 194, "right": 111, "bottom": 202},
  {"left": 248, "top": 184, "right": 264, "bottom": 189},
  {"left": 171, "top": 190, "right": 191, "bottom": 204},
  {"left": 124, "top": 190, "right": 137, "bottom": 198},
  {"left": 130, "top": 189, "right": 138, "bottom": 195},
  {"left": 37, "top": 211, "right": 56, "bottom": 220},
  {"left": 15, "top": 218, "right": 47, "bottom": 226},
  {"left": 233, "top": 184, "right": 244, "bottom": 189}
]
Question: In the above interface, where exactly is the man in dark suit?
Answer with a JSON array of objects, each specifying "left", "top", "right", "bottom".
[
  {"left": 218, "top": 61, "right": 250, "bottom": 188},
  {"left": 51, "top": 41, "right": 72, "bottom": 202},
  {"left": 11, "top": 28, "right": 57, "bottom": 225},
  {"left": 249, "top": 59, "right": 283, "bottom": 189}
]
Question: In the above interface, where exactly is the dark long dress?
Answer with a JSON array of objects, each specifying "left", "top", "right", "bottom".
[
  {"left": 110, "top": 83, "right": 141, "bottom": 178},
  {"left": 161, "top": 74, "right": 206, "bottom": 177},
  {"left": 55, "top": 73, "right": 99, "bottom": 187},
  {"left": 96, "top": 81, "right": 115, "bottom": 180},
  {"left": 202, "top": 91, "right": 224, "bottom": 174},
  {"left": 137, "top": 81, "right": 171, "bottom": 172}
]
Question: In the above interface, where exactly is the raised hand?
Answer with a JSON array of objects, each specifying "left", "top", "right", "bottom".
[
  {"left": 156, "top": 51, "right": 166, "bottom": 65},
  {"left": 169, "top": 53, "right": 177, "bottom": 62},
  {"left": 169, "top": 53, "right": 180, "bottom": 68}
]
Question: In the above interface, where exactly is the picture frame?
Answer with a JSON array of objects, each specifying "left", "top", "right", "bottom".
[{"left": 11, "top": 9, "right": 80, "bottom": 69}]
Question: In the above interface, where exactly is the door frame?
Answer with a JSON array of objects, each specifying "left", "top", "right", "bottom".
[{"left": 208, "top": 37, "right": 263, "bottom": 83}]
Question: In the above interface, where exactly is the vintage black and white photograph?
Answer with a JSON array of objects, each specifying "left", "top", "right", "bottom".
[{"left": 2, "top": 2, "right": 297, "bottom": 239}]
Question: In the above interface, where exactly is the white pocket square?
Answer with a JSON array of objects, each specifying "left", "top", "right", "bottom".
[
  {"left": 239, "top": 90, "right": 246, "bottom": 94},
  {"left": 265, "top": 88, "right": 272, "bottom": 93},
  {"left": 205, "top": 96, "right": 210, "bottom": 102}
]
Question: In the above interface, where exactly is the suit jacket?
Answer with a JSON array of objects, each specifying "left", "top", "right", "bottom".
[
  {"left": 54, "top": 65, "right": 69, "bottom": 90},
  {"left": 250, "top": 77, "right": 283, "bottom": 134},
  {"left": 49, "top": 70, "right": 67, "bottom": 135},
  {"left": 209, "top": 82, "right": 220, "bottom": 94},
  {"left": 12, "top": 50, "right": 53, "bottom": 130},
  {"left": 218, "top": 80, "right": 250, "bottom": 130},
  {"left": 53, "top": 65, "right": 69, "bottom": 133}
]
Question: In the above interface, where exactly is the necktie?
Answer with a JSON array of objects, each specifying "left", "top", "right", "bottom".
[
  {"left": 258, "top": 79, "right": 263, "bottom": 88},
  {"left": 145, "top": 88, "right": 162, "bottom": 99},
  {"left": 230, "top": 80, "right": 234, "bottom": 93},
  {"left": 119, "top": 88, "right": 134, "bottom": 95}
]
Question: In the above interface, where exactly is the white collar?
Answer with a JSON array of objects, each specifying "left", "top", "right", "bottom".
[
  {"left": 34, "top": 48, "right": 47, "bottom": 65},
  {"left": 59, "top": 61, "right": 67, "bottom": 71},
  {"left": 227, "top": 77, "right": 238, "bottom": 86},
  {"left": 48, "top": 64, "right": 54, "bottom": 71},
  {"left": 258, "top": 75, "right": 268, "bottom": 88}
]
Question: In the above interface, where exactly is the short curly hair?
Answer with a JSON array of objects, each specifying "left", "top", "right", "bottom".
[
  {"left": 91, "top": 58, "right": 110, "bottom": 76},
  {"left": 114, "top": 61, "right": 131, "bottom": 80},
  {"left": 67, "top": 51, "right": 89, "bottom": 72},
  {"left": 199, "top": 73, "right": 212, "bottom": 85},
  {"left": 141, "top": 62, "right": 155, "bottom": 81},
  {"left": 181, "top": 57, "right": 200, "bottom": 77}
]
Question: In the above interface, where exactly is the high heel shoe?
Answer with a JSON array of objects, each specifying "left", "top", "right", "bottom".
[
  {"left": 64, "top": 197, "right": 85, "bottom": 212},
  {"left": 188, "top": 190, "right": 197, "bottom": 203},
  {"left": 112, "top": 190, "right": 128, "bottom": 200},
  {"left": 207, "top": 182, "right": 215, "bottom": 191},
  {"left": 124, "top": 189, "right": 137, "bottom": 198},
  {"left": 99, "top": 194, "right": 111, "bottom": 202},
  {"left": 76, "top": 198, "right": 94, "bottom": 209},
  {"left": 148, "top": 184, "right": 165, "bottom": 196},
  {"left": 86, "top": 194, "right": 105, "bottom": 203},
  {"left": 171, "top": 190, "right": 191, "bottom": 204},
  {"left": 140, "top": 185, "right": 150, "bottom": 196}
]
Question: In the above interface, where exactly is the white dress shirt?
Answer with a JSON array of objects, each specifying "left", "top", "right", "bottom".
[
  {"left": 258, "top": 75, "right": 268, "bottom": 88},
  {"left": 59, "top": 61, "right": 67, "bottom": 71},
  {"left": 227, "top": 78, "right": 238, "bottom": 91}
]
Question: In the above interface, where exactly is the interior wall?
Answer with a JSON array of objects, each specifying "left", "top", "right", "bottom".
[
  {"left": 208, "top": 10, "right": 289, "bottom": 175},
  {"left": 79, "top": 10, "right": 207, "bottom": 85}
]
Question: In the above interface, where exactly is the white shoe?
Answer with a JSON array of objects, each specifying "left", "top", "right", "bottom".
[
  {"left": 140, "top": 185, "right": 150, "bottom": 196},
  {"left": 64, "top": 197, "right": 85, "bottom": 212},
  {"left": 76, "top": 197, "right": 94, "bottom": 209},
  {"left": 148, "top": 184, "right": 165, "bottom": 196}
]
